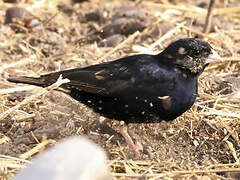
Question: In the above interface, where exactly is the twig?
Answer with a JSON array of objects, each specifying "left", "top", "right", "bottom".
[
  {"left": 15, "top": 113, "right": 36, "bottom": 122},
  {"left": 19, "top": 138, "right": 55, "bottom": 160},
  {"left": 41, "top": 12, "right": 59, "bottom": 26},
  {"left": 214, "top": 7, "right": 240, "bottom": 15},
  {"left": 97, "top": 31, "right": 140, "bottom": 62},
  {"left": 111, "top": 167, "right": 240, "bottom": 177},
  {"left": 143, "top": 2, "right": 206, "bottom": 14},
  {"left": 0, "top": 76, "right": 70, "bottom": 122},
  {"left": 181, "top": 25, "right": 221, "bottom": 42},
  {"left": 0, "top": 162, "right": 26, "bottom": 169},
  {"left": 203, "top": 0, "right": 216, "bottom": 33},
  {"left": 0, "top": 86, "right": 36, "bottom": 95},
  {"left": 141, "top": 22, "right": 186, "bottom": 53},
  {"left": 143, "top": 1, "right": 240, "bottom": 16},
  {"left": 0, "top": 155, "right": 31, "bottom": 164},
  {"left": 223, "top": 56, "right": 240, "bottom": 62},
  {"left": 226, "top": 141, "right": 239, "bottom": 163},
  {"left": 0, "top": 55, "right": 36, "bottom": 74},
  {"left": 214, "top": 26, "right": 235, "bottom": 55}
]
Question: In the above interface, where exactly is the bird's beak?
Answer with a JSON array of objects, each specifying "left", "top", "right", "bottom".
[{"left": 206, "top": 49, "right": 223, "bottom": 64}]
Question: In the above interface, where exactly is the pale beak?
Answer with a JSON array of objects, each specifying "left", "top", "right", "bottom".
[{"left": 206, "top": 49, "right": 223, "bottom": 64}]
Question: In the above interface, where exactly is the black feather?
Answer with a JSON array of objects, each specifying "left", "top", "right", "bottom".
[{"left": 8, "top": 38, "right": 214, "bottom": 124}]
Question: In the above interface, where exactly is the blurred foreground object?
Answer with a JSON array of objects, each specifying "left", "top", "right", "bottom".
[{"left": 13, "top": 136, "right": 112, "bottom": 180}]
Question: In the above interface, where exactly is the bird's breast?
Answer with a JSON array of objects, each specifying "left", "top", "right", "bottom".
[{"left": 162, "top": 76, "right": 197, "bottom": 120}]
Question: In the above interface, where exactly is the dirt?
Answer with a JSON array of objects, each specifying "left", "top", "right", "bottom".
[{"left": 0, "top": 0, "right": 240, "bottom": 179}]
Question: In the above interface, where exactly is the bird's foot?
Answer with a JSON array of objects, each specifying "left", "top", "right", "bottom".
[{"left": 119, "top": 122, "right": 143, "bottom": 156}]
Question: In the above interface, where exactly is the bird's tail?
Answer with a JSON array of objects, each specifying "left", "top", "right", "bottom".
[{"left": 7, "top": 76, "right": 52, "bottom": 87}]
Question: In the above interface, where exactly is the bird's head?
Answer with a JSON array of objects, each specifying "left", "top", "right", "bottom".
[{"left": 160, "top": 38, "right": 223, "bottom": 74}]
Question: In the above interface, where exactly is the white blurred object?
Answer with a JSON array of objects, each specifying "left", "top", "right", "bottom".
[{"left": 13, "top": 136, "right": 112, "bottom": 180}]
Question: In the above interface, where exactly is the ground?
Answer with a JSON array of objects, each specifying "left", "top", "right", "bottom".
[{"left": 0, "top": 0, "right": 240, "bottom": 179}]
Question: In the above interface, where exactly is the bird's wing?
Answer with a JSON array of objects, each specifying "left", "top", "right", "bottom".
[
  {"left": 56, "top": 55, "right": 175, "bottom": 97},
  {"left": 8, "top": 55, "right": 176, "bottom": 97}
]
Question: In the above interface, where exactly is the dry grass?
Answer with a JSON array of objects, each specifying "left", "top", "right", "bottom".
[{"left": 0, "top": 0, "right": 240, "bottom": 179}]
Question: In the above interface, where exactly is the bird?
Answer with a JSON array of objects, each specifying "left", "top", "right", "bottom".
[{"left": 8, "top": 38, "right": 222, "bottom": 155}]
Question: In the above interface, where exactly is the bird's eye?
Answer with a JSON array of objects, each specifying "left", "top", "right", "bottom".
[{"left": 194, "top": 51, "right": 200, "bottom": 56}]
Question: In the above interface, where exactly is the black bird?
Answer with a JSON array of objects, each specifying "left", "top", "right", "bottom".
[{"left": 8, "top": 38, "right": 222, "bottom": 155}]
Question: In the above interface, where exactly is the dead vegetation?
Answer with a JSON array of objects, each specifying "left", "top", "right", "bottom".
[{"left": 0, "top": 0, "right": 240, "bottom": 179}]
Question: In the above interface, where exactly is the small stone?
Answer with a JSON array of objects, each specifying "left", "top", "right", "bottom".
[
  {"left": 98, "top": 34, "right": 123, "bottom": 47},
  {"left": 5, "top": 6, "right": 40, "bottom": 27},
  {"left": 51, "top": 62, "right": 61, "bottom": 71},
  {"left": 217, "top": 77, "right": 240, "bottom": 95}
]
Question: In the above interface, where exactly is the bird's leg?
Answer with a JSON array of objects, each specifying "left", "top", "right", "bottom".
[{"left": 119, "top": 121, "right": 143, "bottom": 156}]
